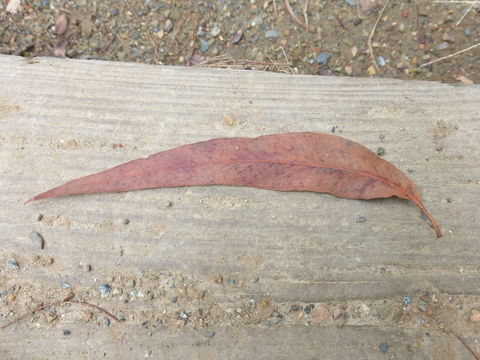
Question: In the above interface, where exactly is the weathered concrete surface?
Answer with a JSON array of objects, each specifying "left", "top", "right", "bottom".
[{"left": 0, "top": 55, "right": 479, "bottom": 359}]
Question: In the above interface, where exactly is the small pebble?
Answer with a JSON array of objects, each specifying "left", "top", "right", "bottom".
[
  {"left": 171, "top": 296, "right": 178, "bottom": 303},
  {"left": 63, "top": 329, "right": 71, "bottom": 336},
  {"left": 464, "top": 28, "right": 473, "bottom": 37},
  {"left": 199, "top": 39, "right": 209, "bottom": 53},
  {"left": 7, "top": 258, "right": 19, "bottom": 270},
  {"left": 163, "top": 19, "right": 173, "bottom": 33},
  {"left": 103, "top": 318, "right": 110, "bottom": 326},
  {"left": 402, "top": 295, "right": 412, "bottom": 305},
  {"left": 376, "top": 147, "right": 385, "bottom": 156},
  {"left": 355, "top": 216, "right": 367, "bottom": 223},
  {"left": 166, "top": 201, "right": 173, "bottom": 207},
  {"left": 265, "top": 29, "right": 280, "bottom": 39},
  {"left": 130, "top": 289, "right": 138, "bottom": 297},
  {"left": 250, "top": 299, "right": 257, "bottom": 306},
  {"left": 100, "top": 284, "right": 112, "bottom": 297},
  {"left": 418, "top": 301, "right": 428, "bottom": 312},
  {"left": 123, "top": 219, "right": 130, "bottom": 225},
  {"left": 417, "top": 31, "right": 426, "bottom": 45},
  {"left": 209, "top": 26, "right": 221, "bottom": 38},
  {"left": 227, "top": 278, "right": 237, "bottom": 286},
  {"left": 315, "top": 53, "right": 331, "bottom": 65},
  {"left": 379, "top": 342, "right": 388, "bottom": 353},
  {"left": 29, "top": 231, "right": 44, "bottom": 249},
  {"left": 37, "top": 214, "right": 44, "bottom": 221},
  {"left": 353, "top": 18, "right": 362, "bottom": 26},
  {"left": 346, "top": 0, "right": 356, "bottom": 6},
  {"left": 270, "top": 315, "right": 283, "bottom": 325},
  {"left": 377, "top": 56, "right": 386, "bottom": 67},
  {"left": 303, "top": 304, "right": 315, "bottom": 314},
  {"left": 231, "top": 29, "right": 243, "bottom": 44},
  {"left": 214, "top": 275, "right": 223, "bottom": 284},
  {"left": 60, "top": 282, "right": 71, "bottom": 288},
  {"left": 179, "top": 310, "right": 189, "bottom": 319},
  {"left": 351, "top": 46, "right": 358, "bottom": 57},
  {"left": 196, "top": 26, "right": 206, "bottom": 37},
  {"left": 206, "top": 331, "right": 215, "bottom": 338},
  {"left": 251, "top": 15, "right": 263, "bottom": 27},
  {"left": 436, "top": 42, "right": 449, "bottom": 50}
]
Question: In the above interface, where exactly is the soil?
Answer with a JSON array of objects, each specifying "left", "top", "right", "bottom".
[{"left": 0, "top": 0, "right": 479, "bottom": 83}]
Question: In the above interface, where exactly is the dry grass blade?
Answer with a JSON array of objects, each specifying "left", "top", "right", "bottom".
[
  {"left": 284, "top": 0, "right": 316, "bottom": 32},
  {"left": 193, "top": 54, "right": 295, "bottom": 74},
  {"left": 368, "top": 0, "right": 390, "bottom": 74},
  {"left": 419, "top": 42, "right": 480, "bottom": 67},
  {"left": 455, "top": 1, "right": 477, "bottom": 25}
]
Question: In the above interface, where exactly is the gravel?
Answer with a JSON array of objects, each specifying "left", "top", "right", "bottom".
[
  {"left": 315, "top": 53, "right": 331, "bottom": 65},
  {"left": 7, "top": 258, "right": 19, "bottom": 270},
  {"left": 0, "top": 0, "right": 477, "bottom": 83},
  {"left": 265, "top": 30, "right": 280, "bottom": 39},
  {"left": 379, "top": 342, "right": 389, "bottom": 353},
  {"left": 199, "top": 39, "right": 209, "bottom": 53},
  {"left": 402, "top": 296, "right": 412, "bottom": 306},
  {"left": 100, "top": 284, "right": 112, "bottom": 297}
]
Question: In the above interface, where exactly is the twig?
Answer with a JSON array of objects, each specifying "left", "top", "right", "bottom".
[
  {"left": 456, "top": 1, "right": 478, "bottom": 25},
  {"left": 115, "top": 34, "right": 133, "bottom": 50},
  {"left": 367, "top": 0, "right": 389, "bottom": 74},
  {"left": 303, "top": 0, "right": 309, "bottom": 31},
  {"left": 336, "top": 15, "right": 347, "bottom": 29},
  {"left": 273, "top": 0, "right": 278, "bottom": 16},
  {"left": 265, "top": 53, "right": 279, "bottom": 72},
  {"left": 284, "top": 0, "right": 315, "bottom": 32},
  {"left": 1, "top": 299, "right": 120, "bottom": 330},
  {"left": 419, "top": 42, "right": 480, "bottom": 67},
  {"left": 169, "top": 10, "right": 193, "bottom": 42},
  {"left": 356, "top": 0, "right": 362, "bottom": 18}
]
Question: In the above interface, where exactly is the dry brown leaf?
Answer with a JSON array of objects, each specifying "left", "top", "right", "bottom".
[{"left": 27, "top": 132, "right": 442, "bottom": 237}]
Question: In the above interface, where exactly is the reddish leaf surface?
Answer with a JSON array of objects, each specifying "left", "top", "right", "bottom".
[{"left": 27, "top": 132, "right": 442, "bottom": 237}]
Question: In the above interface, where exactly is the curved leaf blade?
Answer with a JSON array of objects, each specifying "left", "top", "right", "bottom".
[{"left": 27, "top": 132, "right": 442, "bottom": 237}]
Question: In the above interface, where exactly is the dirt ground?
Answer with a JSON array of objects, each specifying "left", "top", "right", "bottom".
[
  {"left": 1, "top": 0, "right": 479, "bottom": 83},
  {"left": 1, "top": 0, "right": 480, "bottom": 358}
]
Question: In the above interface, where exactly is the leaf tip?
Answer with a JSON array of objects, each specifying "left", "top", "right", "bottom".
[{"left": 24, "top": 196, "right": 36, "bottom": 204}]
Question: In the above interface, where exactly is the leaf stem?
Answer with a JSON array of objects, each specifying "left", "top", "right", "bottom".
[{"left": 408, "top": 195, "right": 443, "bottom": 238}]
